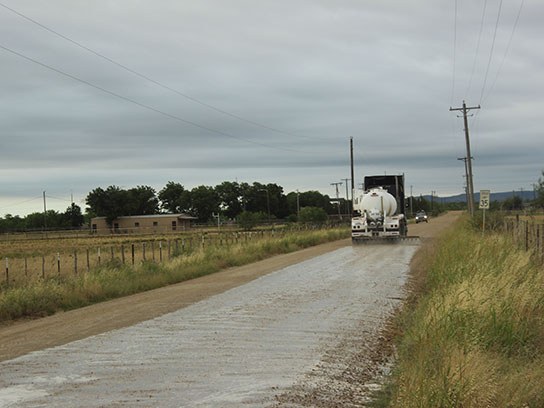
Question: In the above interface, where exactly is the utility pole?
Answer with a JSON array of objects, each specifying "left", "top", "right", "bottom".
[
  {"left": 296, "top": 189, "right": 300, "bottom": 220},
  {"left": 43, "top": 190, "right": 47, "bottom": 230},
  {"left": 457, "top": 156, "right": 474, "bottom": 210},
  {"left": 341, "top": 178, "right": 350, "bottom": 216},
  {"left": 457, "top": 157, "right": 469, "bottom": 208},
  {"left": 350, "top": 137, "right": 355, "bottom": 215},
  {"left": 330, "top": 182, "right": 343, "bottom": 220},
  {"left": 410, "top": 185, "right": 413, "bottom": 218},
  {"left": 450, "top": 101, "right": 480, "bottom": 216}
]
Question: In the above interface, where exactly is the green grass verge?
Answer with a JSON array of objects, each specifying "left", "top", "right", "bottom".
[
  {"left": 0, "top": 227, "right": 349, "bottom": 323},
  {"left": 386, "top": 217, "right": 544, "bottom": 407}
]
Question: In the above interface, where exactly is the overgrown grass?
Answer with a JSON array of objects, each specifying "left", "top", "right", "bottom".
[
  {"left": 387, "top": 217, "right": 544, "bottom": 407},
  {"left": 0, "top": 227, "right": 349, "bottom": 322}
]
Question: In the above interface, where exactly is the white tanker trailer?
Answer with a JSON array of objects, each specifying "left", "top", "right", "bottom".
[{"left": 351, "top": 175, "right": 415, "bottom": 242}]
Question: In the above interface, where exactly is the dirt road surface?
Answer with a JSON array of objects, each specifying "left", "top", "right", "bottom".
[{"left": 0, "top": 212, "right": 459, "bottom": 407}]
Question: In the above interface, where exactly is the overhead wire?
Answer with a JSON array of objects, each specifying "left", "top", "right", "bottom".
[
  {"left": 0, "top": 196, "right": 42, "bottom": 211},
  {"left": 450, "top": 0, "right": 458, "bottom": 106},
  {"left": 465, "top": 0, "right": 488, "bottom": 98},
  {"left": 482, "top": 0, "right": 524, "bottom": 104},
  {"left": 0, "top": 1, "right": 312, "bottom": 141},
  {"left": 478, "top": 0, "right": 504, "bottom": 105},
  {"left": 0, "top": 43, "right": 304, "bottom": 154}
]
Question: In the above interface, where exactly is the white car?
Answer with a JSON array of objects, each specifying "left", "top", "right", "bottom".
[{"left": 415, "top": 211, "right": 428, "bottom": 223}]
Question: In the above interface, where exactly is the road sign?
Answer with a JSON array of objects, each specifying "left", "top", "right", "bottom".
[{"left": 479, "top": 190, "right": 490, "bottom": 210}]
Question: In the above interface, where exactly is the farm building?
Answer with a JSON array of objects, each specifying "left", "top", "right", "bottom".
[{"left": 91, "top": 213, "right": 196, "bottom": 234}]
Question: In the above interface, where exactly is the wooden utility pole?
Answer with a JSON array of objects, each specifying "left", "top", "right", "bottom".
[
  {"left": 350, "top": 137, "right": 355, "bottom": 210},
  {"left": 341, "top": 178, "right": 350, "bottom": 216},
  {"left": 330, "top": 182, "right": 343, "bottom": 220},
  {"left": 450, "top": 101, "right": 480, "bottom": 216}
]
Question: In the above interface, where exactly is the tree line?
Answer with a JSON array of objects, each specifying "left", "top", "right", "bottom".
[
  {"left": 0, "top": 181, "right": 340, "bottom": 231},
  {"left": 2, "top": 171, "right": 544, "bottom": 232},
  {"left": 85, "top": 181, "right": 339, "bottom": 225}
]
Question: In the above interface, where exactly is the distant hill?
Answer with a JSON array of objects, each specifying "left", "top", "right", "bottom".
[{"left": 423, "top": 190, "right": 535, "bottom": 203}]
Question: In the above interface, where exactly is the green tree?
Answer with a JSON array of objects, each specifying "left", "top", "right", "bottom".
[
  {"left": 126, "top": 186, "right": 159, "bottom": 215},
  {"left": 244, "top": 182, "right": 288, "bottom": 219},
  {"left": 535, "top": 170, "right": 544, "bottom": 208},
  {"left": 502, "top": 195, "right": 523, "bottom": 211},
  {"left": 0, "top": 214, "right": 24, "bottom": 231},
  {"left": 63, "top": 203, "right": 85, "bottom": 228},
  {"left": 286, "top": 190, "right": 336, "bottom": 217},
  {"left": 298, "top": 207, "right": 328, "bottom": 223},
  {"left": 86, "top": 186, "right": 129, "bottom": 225},
  {"left": 189, "top": 185, "right": 219, "bottom": 222},
  {"left": 215, "top": 181, "right": 243, "bottom": 219},
  {"left": 158, "top": 181, "right": 190, "bottom": 213},
  {"left": 237, "top": 211, "right": 266, "bottom": 230}
]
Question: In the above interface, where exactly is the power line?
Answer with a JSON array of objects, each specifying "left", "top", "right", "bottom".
[
  {"left": 450, "top": 0, "right": 458, "bottom": 106},
  {"left": 0, "top": 1, "right": 311, "bottom": 141},
  {"left": 465, "top": 0, "right": 488, "bottom": 98},
  {"left": 479, "top": 0, "right": 504, "bottom": 105},
  {"left": 0, "top": 43, "right": 303, "bottom": 154},
  {"left": 482, "top": 0, "right": 525, "bottom": 104}
]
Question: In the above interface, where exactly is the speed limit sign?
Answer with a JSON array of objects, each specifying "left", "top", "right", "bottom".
[{"left": 479, "top": 190, "right": 490, "bottom": 209}]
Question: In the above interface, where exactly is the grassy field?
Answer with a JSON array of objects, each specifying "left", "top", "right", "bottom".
[
  {"left": 0, "top": 227, "right": 308, "bottom": 286},
  {"left": 382, "top": 216, "right": 544, "bottom": 407},
  {"left": 0, "top": 226, "right": 349, "bottom": 322}
]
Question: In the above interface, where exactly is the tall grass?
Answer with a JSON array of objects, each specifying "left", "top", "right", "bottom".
[
  {"left": 0, "top": 227, "right": 349, "bottom": 322},
  {"left": 389, "top": 218, "right": 544, "bottom": 407}
]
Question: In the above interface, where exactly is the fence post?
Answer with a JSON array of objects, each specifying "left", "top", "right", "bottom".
[
  {"left": 152, "top": 241, "right": 155, "bottom": 262},
  {"left": 86, "top": 249, "right": 90, "bottom": 272},
  {"left": 143, "top": 242, "right": 146, "bottom": 261},
  {"left": 24, "top": 257, "right": 28, "bottom": 277},
  {"left": 98, "top": 248, "right": 101, "bottom": 265},
  {"left": 159, "top": 241, "right": 163, "bottom": 263},
  {"left": 5, "top": 257, "right": 8, "bottom": 285},
  {"left": 42, "top": 255, "right": 45, "bottom": 279},
  {"left": 525, "top": 221, "right": 529, "bottom": 251},
  {"left": 57, "top": 252, "right": 61, "bottom": 275},
  {"left": 74, "top": 250, "right": 78, "bottom": 275}
]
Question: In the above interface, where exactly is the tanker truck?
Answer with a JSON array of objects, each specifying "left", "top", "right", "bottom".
[{"left": 351, "top": 175, "right": 411, "bottom": 242}]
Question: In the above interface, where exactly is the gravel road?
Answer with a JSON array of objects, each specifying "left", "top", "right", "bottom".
[
  {"left": 0, "top": 212, "right": 459, "bottom": 407},
  {"left": 0, "top": 244, "right": 417, "bottom": 407}
]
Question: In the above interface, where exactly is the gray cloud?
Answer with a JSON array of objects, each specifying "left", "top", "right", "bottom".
[{"left": 1, "top": 0, "right": 543, "bottom": 215}]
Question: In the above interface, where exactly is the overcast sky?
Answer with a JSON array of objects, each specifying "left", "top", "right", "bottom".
[{"left": 1, "top": 0, "right": 542, "bottom": 216}]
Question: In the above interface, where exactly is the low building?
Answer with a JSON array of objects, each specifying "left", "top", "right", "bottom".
[{"left": 91, "top": 213, "right": 196, "bottom": 234}]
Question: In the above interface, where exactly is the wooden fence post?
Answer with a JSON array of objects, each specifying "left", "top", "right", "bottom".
[
  {"left": 131, "top": 244, "right": 135, "bottom": 265},
  {"left": 142, "top": 242, "right": 146, "bottom": 261},
  {"left": 57, "top": 252, "right": 61, "bottom": 275},
  {"left": 42, "top": 255, "right": 45, "bottom": 279},
  {"left": 159, "top": 241, "right": 163, "bottom": 263},
  {"left": 86, "top": 249, "right": 90, "bottom": 272},
  {"left": 98, "top": 248, "right": 101, "bottom": 265},
  {"left": 525, "top": 221, "right": 529, "bottom": 251},
  {"left": 121, "top": 245, "right": 125, "bottom": 264},
  {"left": 74, "top": 250, "right": 78, "bottom": 275},
  {"left": 5, "top": 257, "right": 8, "bottom": 285}
]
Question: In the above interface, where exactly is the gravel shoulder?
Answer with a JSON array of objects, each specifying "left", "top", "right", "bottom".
[
  {"left": 0, "top": 213, "right": 459, "bottom": 363},
  {"left": 0, "top": 238, "right": 351, "bottom": 362}
]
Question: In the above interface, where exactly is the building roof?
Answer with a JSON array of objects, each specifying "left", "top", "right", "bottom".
[{"left": 91, "top": 213, "right": 197, "bottom": 221}]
